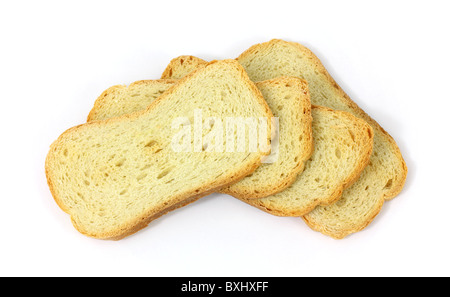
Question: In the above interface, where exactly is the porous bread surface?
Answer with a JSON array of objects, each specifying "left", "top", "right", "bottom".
[
  {"left": 303, "top": 131, "right": 400, "bottom": 238},
  {"left": 87, "top": 79, "right": 176, "bottom": 122},
  {"left": 237, "top": 39, "right": 407, "bottom": 238},
  {"left": 161, "top": 55, "right": 208, "bottom": 80},
  {"left": 240, "top": 106, "right": 373, "bottom": 216},
  {"left": 220, "top": 77, "right": 313, "bottom": 199},
  {"left": 45, "top": 60, "right": 273, "bottom": 240}
]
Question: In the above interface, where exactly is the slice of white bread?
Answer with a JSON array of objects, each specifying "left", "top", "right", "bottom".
[
  {"left": 220, "top": 77, "right": 313, "bottom": 198},
  {"left": 45, "top": 60, "right": 273, "bottom": 240},
  {"left": 161, "top": 55, "right": 208, "bottom": 80},
  {"left": 237, "top": 39, "right": 407, "bottom": 238},
  {"left": 87, "top": 79, "right": 176, "bottom": 122},
  {"left": 88, "top": 76, "right": 314, "bottom": 199},
  {"left": 240, "top": 106, "right": 373, "bottom": 216}
]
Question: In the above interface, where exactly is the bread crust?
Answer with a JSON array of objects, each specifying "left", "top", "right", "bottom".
[{"left": 161, "top": 55, "right": 208, "bottom": 80}]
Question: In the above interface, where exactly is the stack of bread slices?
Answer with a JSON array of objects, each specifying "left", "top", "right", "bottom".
[{"left": 45, "top": 39, "right": 407, "bottom": 240}]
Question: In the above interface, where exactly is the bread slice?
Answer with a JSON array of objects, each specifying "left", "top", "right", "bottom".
[
  {"left": 220, "top": 77, "right": 313, "bottom": 198},
  {"left": 88, "top": 75, "right": 314, "bottom": 199},
  {"left": 45, "top": 60, "right": 273, "bottom": 240},
  {"left": 161, "top": 55, "right": 208, "bottom": 80},
  {"left": 237, "top": 39, "right": 407, "bottom": 238},
  {"left": 87, "top": 79, "right": 177, "bottom": 122},
  {"left": 239, "top": 106, "right": 373, "bottom": 216}
]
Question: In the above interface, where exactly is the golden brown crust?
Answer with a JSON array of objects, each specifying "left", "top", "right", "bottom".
[
  {"left": 161, "top": 55, "right": 208, "bottom": 79},
  {"left": 46, "top": 60, "right": 273, "bottom": 240}
]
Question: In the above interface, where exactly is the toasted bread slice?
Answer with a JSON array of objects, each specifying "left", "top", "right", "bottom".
[
  {"left": 237, "top": 39, "right": 407, "bottom": 238},
  {"left": 45, "top": 60, "right": 273, "bottom": 240},
  {"left": 161, "top": 55, "right": 208, "bottom": 79},
  {"left": 220, "top": 77, "right": 313, "bottom": 198},
  {"left": 87, "top": 79, "right": 176, "bottom": 122},
  {"left": 240, "top": 106, "right": 373, "bottom": 216},
  {"left": 88, "top": 76, "right": 314, "bottom": 199}
]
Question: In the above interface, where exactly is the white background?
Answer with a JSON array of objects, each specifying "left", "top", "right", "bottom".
[{"left": 1, "top": 0, "right": 449, "bottom": 277}]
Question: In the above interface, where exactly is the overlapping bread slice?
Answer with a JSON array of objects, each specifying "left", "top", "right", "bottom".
[
  {"left": 237, "top": 39, "right": 407, "bottom": 238},
  {"left": 89, "top": 75, "right": 314, "bottom": 199},
  {"left": 87, "top": 79, "right": 176, "bottom": 122},
  {"left": 88, "top": 79, "right": 176, "bottom": 122},
  {"left": 240, "top": 106, "right": 373, "bottom": 216},
  {"left": 220, "top": 77, "right": 313, "bottom": 198},
  {"left": 161, "top": 55, "right": 208, "bottom": 80},
  {"left": 45, "top": 60, "right": 273, "bottom": 240},
  {"left": 89, "top": 55, "right": 209, "bottom": 123}
]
